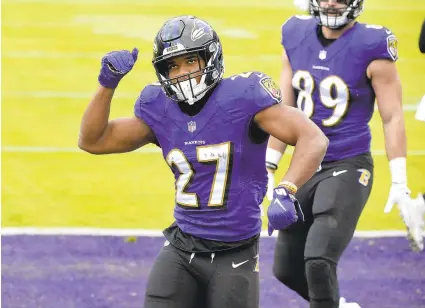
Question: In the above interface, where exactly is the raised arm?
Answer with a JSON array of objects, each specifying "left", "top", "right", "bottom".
[{"left": 78, "top": 48, "right": 156, "bottom": 154}]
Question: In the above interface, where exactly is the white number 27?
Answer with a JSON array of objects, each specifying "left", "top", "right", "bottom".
[{"left": 166, "top": 142, "right": 233, "bottom": 208}]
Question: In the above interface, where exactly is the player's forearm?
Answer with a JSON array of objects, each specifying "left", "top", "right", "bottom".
[
  {"left": 266, "top": 136, "right": 289, "bottom": 171},
  {"left": 383, "top": 114, "right": 407, "bottom": 161},
  {"left": 79, "top": 86, "right": 115, "bottom": 148},
  {"left": 383, "top": 115, "right": 408, "bottom": 185},
  {"left": 268, "top": 136, "right": 289, "bottom": 154},
  {"left": 281, "top": 133, "right": 328, "bottom": 188}
]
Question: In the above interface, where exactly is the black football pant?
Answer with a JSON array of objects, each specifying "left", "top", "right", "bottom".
[
  {"left": 272, "top": 153, "right": 374, "bottom": 308},
  {"left": 144, "top": 239, "right": 259, "bottom": 308}
]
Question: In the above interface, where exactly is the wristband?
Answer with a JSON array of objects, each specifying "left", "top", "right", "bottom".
[
  {"left": 277, "top": 181, "right": 298, "bottom": 195},
  {"left": 266, "top": 148, "right": 283, "bottom": 170},
  {"left": 389, "top": 157, "right": 407, "bottom": 184}
]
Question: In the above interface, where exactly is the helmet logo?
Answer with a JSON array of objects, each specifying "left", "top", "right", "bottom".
[{"left": 191, "top": 20, "right": 213, "bottom": 41}]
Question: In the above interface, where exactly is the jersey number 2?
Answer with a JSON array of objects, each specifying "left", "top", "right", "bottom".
[{"left": 166, "top": 142, "right": 233, "bottom": 208}]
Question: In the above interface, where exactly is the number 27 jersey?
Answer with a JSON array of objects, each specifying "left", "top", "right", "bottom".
[
  {"left": 134, "top": 72, "right": 280, "bottom": 242},
  {"left": 282, "top": 16, "right": 398, "bottom": 161}
]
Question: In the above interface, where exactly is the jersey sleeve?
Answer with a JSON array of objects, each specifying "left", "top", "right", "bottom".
[
  {"left": 281, "top": 16, "right": 296, "bottom": 47},
  {"left": 281, "top": 15, "right": 313, "bottom": 50},
  {"left": 218, "top": 72, "right": 280, "bottom": 120},
  {"left": 254, "top": 74, "right": 282, "bottom": 113},
  {"left": 367, "top": 27, "right": 399, "bottom": 62}
]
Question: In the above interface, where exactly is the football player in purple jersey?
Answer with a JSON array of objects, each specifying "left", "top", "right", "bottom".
[
  {"left": 266, "top": 1, "right": 422, "bottom": 307},
  {"left": 79, "top": 15, "right": 328, "bottom": 308}
]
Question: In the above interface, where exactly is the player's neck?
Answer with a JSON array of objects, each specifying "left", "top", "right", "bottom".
[{"left": 321, "top": 21, "right": 355, "bottom": 40}]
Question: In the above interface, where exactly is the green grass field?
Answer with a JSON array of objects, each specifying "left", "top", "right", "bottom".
[{"left": 2, "top": 0, "right": 425, "bottom": 231}]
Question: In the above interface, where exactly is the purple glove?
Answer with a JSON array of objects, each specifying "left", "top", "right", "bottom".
[
  {"left": 98, "top": 48, "right": 139, "bottom": 89},
  {"left": 267, "top": 186, "right": 304, "bottom": 236}
]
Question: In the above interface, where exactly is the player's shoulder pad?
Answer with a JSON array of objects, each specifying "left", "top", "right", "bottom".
[
  {"left": 281, "top": 15, "right": 315, "bottom": 50},
  {"left": 355, "top": 23, "right": 398, "bottom": 61},
  {"left": 217, "top": 72, "right": 280, "bottom": 117},
  {"left": 137, "top": 82, "right": 163, "bottom": 106},
  {"left": 134, "top": 82, "right": 164, "bottom": 123},
  {"left": 223, "top": 71, "right": 282, "bottom": 103}
]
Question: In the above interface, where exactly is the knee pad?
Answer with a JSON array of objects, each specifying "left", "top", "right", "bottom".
[{"left": 305, "top": 258, "right": 339, "bottom": 305}]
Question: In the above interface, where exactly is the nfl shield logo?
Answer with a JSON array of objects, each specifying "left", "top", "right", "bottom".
[
  {"left": 188, "top": 121, "right": 196, "bottom": 132},
  {"left": 319, "top": 50, "right": 327, "bottom": 60}
]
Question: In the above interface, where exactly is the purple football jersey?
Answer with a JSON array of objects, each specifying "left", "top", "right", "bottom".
[
  {"left": 281, "top": 16, "right": 398, "bottom": 161},
  {"left": 134, "top": 72, "right": 280, "bottom": 242}
]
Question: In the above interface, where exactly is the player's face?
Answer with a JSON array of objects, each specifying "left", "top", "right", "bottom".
[
  {"left": 319, "top": 0, "right": 348, "bottom": 16},
  {"left": 167, "top": 53, "right": 206, "bottom": 84}
]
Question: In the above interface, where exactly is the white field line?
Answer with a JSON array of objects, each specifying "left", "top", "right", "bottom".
[{"left": 1, "top": 227, "right": 419, "bottom": 238}]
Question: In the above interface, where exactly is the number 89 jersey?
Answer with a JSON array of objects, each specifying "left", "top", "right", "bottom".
[
  {"left": 282, "top": 16, "right": 398, "bottom": 161},
  {"left": 134, "top": 72, "right": 280, "bottom": 242}
]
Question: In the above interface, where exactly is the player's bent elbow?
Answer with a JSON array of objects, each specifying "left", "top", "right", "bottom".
[
  {"left": 78, "top": 139, "right": 103, "bottom": 155},
  {"left": 78, "top": 142, "right": 94, "bottom": 154},
  {"left": 322, "top": 136, "right": 330, "bottom": 153},
  {"left": 313, "top": 131, "right": 329, "bottom": 155},
  {"left": 321, "top": 135, "right": 329, "bottom": 154}
]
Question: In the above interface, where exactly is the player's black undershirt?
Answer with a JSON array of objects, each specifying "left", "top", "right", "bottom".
[
  {"left": 177, "top": 84, "right": 216, "bottom": 116},
  {"left": 163, "top": 222, "right": 259, "bottom": 253},
  {"left": 317, "top": 25, "right": 337, "bottom": 47}
]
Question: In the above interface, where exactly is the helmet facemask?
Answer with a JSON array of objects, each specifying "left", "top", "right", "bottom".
[
  {"left": 310, "top": 0, "right": 364, "bottom": 29},
  {"left": 153, "top": 42, "right": 223, "bottom": 105}
]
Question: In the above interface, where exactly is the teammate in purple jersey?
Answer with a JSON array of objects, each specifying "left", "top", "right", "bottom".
[
  {"left": 265, "top": 1, "right": 423, "bottom": 308},
  {"left": 79, "top": 15, "right": 328, "bottom": 308}
]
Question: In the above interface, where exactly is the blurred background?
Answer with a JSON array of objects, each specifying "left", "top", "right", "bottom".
[
  {"left": 1, "top": 0, "right": 425, "bottom": 307},
  {"left": 2, "top": 0, "right": 425, "bottom": 230}
]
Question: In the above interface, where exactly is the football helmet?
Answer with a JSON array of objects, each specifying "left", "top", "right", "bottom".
[
  {"left": 310, "top": 0, "right": 364, "bottom": 29},
  {"left": 152, "top": 15, "right": 224, "bottom": 105}
]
